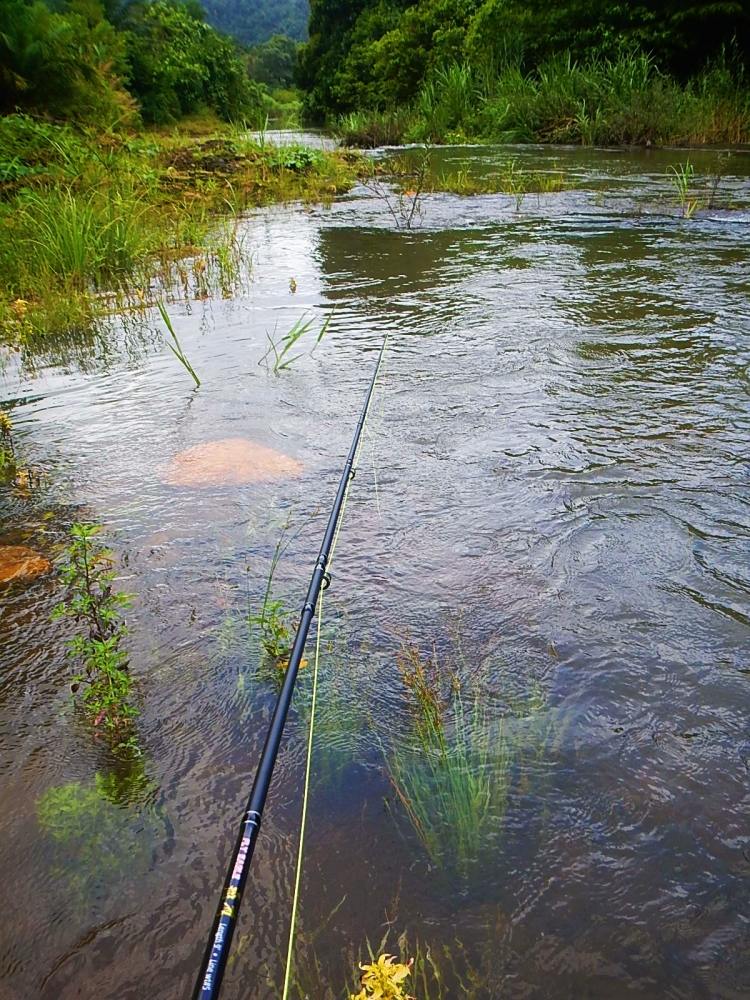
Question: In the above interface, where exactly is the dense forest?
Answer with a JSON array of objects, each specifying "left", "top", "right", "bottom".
[
  {"left": 0, "top": 0, "right": 264, "bottom": 125},
  {"left": 202, "top": 0, "right": 308, "bottom": 45},
  {"left": 300, "top": 0, "right": 749, "bottom": 116}
]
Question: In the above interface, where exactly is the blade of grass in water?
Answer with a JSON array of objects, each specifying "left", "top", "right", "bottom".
[{"left": 157, "top": 301, "right": 201, "bottom": 387}]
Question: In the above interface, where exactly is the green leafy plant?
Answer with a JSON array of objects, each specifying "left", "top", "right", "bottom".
[
  {"left": 157, "top": 300, "right": 201, "bottom": 386},
  {"left": 0, "top": 407, "right": 15, "bottom": 474},
  {"left": 52, "top": 523, "right": 136, "bottom": 743}
]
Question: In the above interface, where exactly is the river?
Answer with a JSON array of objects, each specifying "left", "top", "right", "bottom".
[{"left": 1, "top": 141, "right": 749, "bottom": 999}]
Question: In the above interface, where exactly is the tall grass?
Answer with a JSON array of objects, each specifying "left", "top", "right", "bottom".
[
  {"left": 335, "top": 109, "right": 417, "bottom": 148},
  {"left": 335, "top": 52, "right": 750, "bottom": 148},
  {"left": 0, "top": 114, "right": 363, "bottom": 342},
  {"left": 17, "top": 186, "right": 149, "bottom": 289}
]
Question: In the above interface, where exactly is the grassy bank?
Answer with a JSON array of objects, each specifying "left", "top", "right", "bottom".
[
  {"left": 0, "top": 114, "right": 363, "bottom": 342},
  {"left": 336, "top": 53, "right": 750, "bottom": 148}
]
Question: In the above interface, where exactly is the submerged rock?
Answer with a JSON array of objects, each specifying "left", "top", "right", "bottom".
[
  {"left": 0, "top": 545, "right": 52, "bottom": 583},
  {"left": 166, "top": 438, "right": 303, "bottom": 487}
]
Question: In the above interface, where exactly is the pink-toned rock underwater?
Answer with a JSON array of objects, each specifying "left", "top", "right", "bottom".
[{"left": 166, "top": 438, "right": 303, "bottom": 486}]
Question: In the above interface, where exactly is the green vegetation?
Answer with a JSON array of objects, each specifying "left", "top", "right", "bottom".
[
  {"left": 261, "top": 310, "right": 333, "bottom": 374},
  {"left": 385, "top": 642, "right": 548, "bottom": 878},
  {"left": 157, "top": 301, "right": 201, "bottom": 386},
  {"left": 670, "top": 160, "right": 699, "bottom": 218},
  {"left": 0, "top": 115, "right": 362, "bottom": 342},
  {"left": 249, "top": 530, "right": 297, "bottom": 666},
  {"left": 332, "top": 52, "right": 750, "bottom": 147},
  {"left": 52, "top": 522, "right": 136, "bottom": 745},
  {"left": 0, "top": 408, "right": 15, "bottom": 474},
  {"left": 301, "top": 1, "right": 749, "bottom": 146},
  {"left": 0, "top": 0, "right": 258, "bottom": 128},
  {"left": 37, "top": 766, "right": 163, "bottom": 905}
]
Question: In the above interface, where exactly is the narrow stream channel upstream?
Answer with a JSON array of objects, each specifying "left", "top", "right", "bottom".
[{"left": 1, "top": 142, "right": 749, "bottom": 999}]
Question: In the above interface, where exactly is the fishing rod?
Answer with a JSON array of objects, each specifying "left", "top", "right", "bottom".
[{"left": 193, "top": 338, "right": 387, "bottom": 1000}]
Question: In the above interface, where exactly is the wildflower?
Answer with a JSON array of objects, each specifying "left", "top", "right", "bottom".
[
  {"left": 11, "top": 299, "right": 29, "bottom": 319},
  {"left": 0, "top": 409, "right": 12, "bottom": 438},
  {"left": 350, "top": 954, "right": 414, "bottom": 1000}
]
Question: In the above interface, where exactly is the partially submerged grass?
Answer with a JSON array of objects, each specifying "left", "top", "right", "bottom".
[
  {"left": 291, "top": 925, "right": 495, "bottom": 1000},
  {"left": 260, "top": 309, "right": 334, "bottom": 374},
  {"left": 417, "top": 159, "right": 566, "bottom": 205},
  {"left": 0, "top": 114, "right": 365, "bottom": 343},
  {"left": 157, "top": 301, "right": 200, "bottom": 387}
]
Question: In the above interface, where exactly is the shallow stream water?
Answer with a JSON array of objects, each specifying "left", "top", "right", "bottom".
[{"left": 1, "top": 143, "right": 749, "bottom": 999}]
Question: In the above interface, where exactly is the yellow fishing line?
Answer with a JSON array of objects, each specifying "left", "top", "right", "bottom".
[{"left": 281, "top": 342, "right": 387, "bottom": 999}]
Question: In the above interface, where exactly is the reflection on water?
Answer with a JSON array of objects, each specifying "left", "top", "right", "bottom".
[{"left": 1, "top": 145, "right": 749, "bottom": 999}]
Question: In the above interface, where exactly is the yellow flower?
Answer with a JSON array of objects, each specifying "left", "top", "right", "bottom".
[
  {"left": 11, "top": 299, "right": 29, "bottom": 318},
  {"left": 349, "top": 954, "right": 414, "bottom": 1000},
  {"left": 0, "top": 409, "right": 12, "bottom": 437}
]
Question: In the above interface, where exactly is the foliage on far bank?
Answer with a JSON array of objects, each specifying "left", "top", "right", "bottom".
[
  {"left": 335, "top": 52, "right": 750, "bottom": 148},
  {"left": 301, "top": 0, "right": 749, "bottom": 147},
  {"left": 300, "top": 0, "right": 749, "bottom": 120}
]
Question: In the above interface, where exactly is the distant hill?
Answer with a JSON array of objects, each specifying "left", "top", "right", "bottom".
[{"left": 202, "top": 0, "right": 309, "bottom": 45}]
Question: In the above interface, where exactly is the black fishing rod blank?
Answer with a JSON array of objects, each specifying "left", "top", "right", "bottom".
[{"left": 194, "top": 339, "right": 386, "bottom": 1000}]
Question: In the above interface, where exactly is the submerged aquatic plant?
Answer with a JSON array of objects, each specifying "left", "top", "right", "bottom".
[
  {"left": 52, "top": 523, "right": 136, "bottom": 745},
  {"left": 37, "top": 767, "right": 162, "bottom": 908},
  {"left": 384, "top": 642, "right": 549, "bottom": 877},
  {"left": 157, "top": 301, "right": 201, "bottom": 386}
]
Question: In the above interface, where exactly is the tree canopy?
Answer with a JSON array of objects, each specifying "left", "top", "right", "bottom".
[{"left": 0, "top": 0, "right": 260, "bottom": 124}]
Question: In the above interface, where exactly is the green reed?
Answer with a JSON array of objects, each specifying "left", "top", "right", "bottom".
[
  {"left": 261, "top": 309, "right": 334, "bottom": 374},
  {"left": 156, "top": 301, "right": 201, "bottom": 386},
  {"left": 669, "top": 160, "right": 699, "bottom": 218}
]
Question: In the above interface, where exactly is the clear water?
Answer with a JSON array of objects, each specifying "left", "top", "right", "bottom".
[{"left": 1, "top": 144, "right": 749, "bottom": 999}]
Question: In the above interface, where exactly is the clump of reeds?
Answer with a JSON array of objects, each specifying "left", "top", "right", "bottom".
[
  {"left": 0, "top": 407, "right": 15, "bottom": 473},
  {"left": 336, "top": 109, "right": 416, "bottom": 148},
  {"left": 385, "top": 644, "right": 507, "bottom": 877},
  {"left": 385, "top": 642, "right": 549, "bottom": 878}
]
